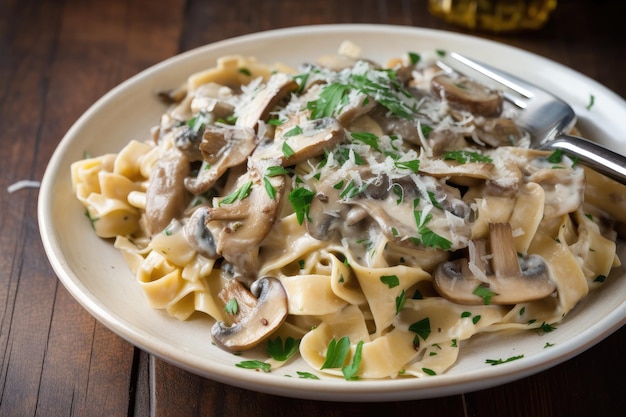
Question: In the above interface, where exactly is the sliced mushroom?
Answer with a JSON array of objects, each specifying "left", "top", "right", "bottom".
[
  {"left": 202, "top": 157, "right": 286, "bottom": 278},
  {"left": 234, "top": 72, "right": 298, "bottom": 130},
  {"left": 211, "top": 276, "right": 288, "bottom": 352},
  {"left": 433, "top": 223, "right": 555, "bottom": 305},
  {"left": 255, "top": 117, "right": 345, "bottom": 167},
  {"left": 431, "top": 74, "right": 503, "bottom": 117},
  {"left": 183, "top": 206, "right": 218, "bottom": 259},
  {"left": 473, "top": 117, "right": 523, "bottom": 147},
  {"left": 184, "top": 125, "right": 257, "bottom": 194},
  {"left": 145, "top": 149, "right": 190, "bottom": 235}
]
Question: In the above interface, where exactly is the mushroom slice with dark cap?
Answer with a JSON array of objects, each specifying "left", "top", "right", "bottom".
[
  {"left": 200, "top": 157, "right": 286, "bottom": 278},
  {"left": 254, "top": 117, "right": 345, "bottom": 167},
  {"left": 433, "top": 223, "right": 555, "bottom": 305},
  {"left": 184, "top": 125, "right": 257, "bottom": 194},
  {"left": 431, "top": 74, "right": 503, "bottom": 117},
  {"left": 145, "top": 149, "right": 190, "bottom": 235},
  {"left": 235, "top": 72, "right": 298, "bottom": 130},
  {"left": 211, "top": 276, "right": 288, "bottom": 352}
]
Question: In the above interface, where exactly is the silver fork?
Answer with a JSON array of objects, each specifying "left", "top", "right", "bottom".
[{"left": 439, "top": 52, "right": 626, "bottom": 185}]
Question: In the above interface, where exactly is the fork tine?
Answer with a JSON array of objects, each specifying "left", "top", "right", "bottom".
[{"left": 447, "top": 52, "right": 535, "bottom": 99}]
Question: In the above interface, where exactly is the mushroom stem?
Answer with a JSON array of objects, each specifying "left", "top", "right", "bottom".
[{"left": 433, "top": 222, "right": 555, "bottom": 305}]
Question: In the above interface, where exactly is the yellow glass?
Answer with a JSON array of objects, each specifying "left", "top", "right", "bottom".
[{"left": 428, "top": 0, "right": 557, "bottom": 32}]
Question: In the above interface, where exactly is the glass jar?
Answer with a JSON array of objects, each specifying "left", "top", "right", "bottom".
[{"left": 428, "top": 0, "right": 557, "bottom": 32}]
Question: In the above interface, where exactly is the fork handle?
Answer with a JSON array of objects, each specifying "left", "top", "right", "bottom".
[{"left": 541, "top": 135, "right": 626, "bottom": 185}]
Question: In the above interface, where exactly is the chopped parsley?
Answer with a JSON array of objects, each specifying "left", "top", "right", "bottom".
[
  {"left": 380, "top": 274, "right": 400, "bottom": 288},
  {"left": 284, "top": 125, "right": 303, "bottom": 137},
  {"left": 289, "top": 187, "right": 315, "bottom": 225},
  {"left": 320, "top": 336, "right": 351, "bottom": 369},
  {"left": 219, "top": 181, "right": 253, "bottom": 205},
  {"left": 267, "top": 336, "right": 300, "bottom": 361},
  {"left": 282, "top": 141, "right": 295, "bottom": 158},
  {"left": 236, "top": 360, "right": 271, "bottom": 372},
  {"left": 307, "top": 82, "right": 350, "bottom": 119},
  {"left": 444, "top": 150, "right": 492, "bottom": 164},
  {"left": 394, "top": 159, "right": 420, "bottom": 173},
  {"left": 485, "top": 355, "right": 524, "bottom": 366},
  {"left": 395, "top": 289, "right": 407, "bottom": 315},
  {"left": 586, "top": 94, "right": 595, "bottom": 110},
  {"left": 408, "top": 317, "right": 431, "bottom": 342},
  {"left": 224, "top": 299, "right": 238, "bottom": 315},
  {"left": 296, "top": 371, "right": 320, "bottom": 379},
  {"left": 408, "top": 51, "right": 421, "bottom": 65},
  {"left": 351, "top": 131, "right": 381, "bottom": 152},
  {"left": 473, "top": 284, "right": 496, "bottom": 305},
  {"left": 341, "top": 340, "right": 364, "bottom": 380},
  {"left": 238, "top": 67, "right": 252, "bottom": 76},
  {"left": 413, "top": 211, "right": 452, "bottom": 250}
]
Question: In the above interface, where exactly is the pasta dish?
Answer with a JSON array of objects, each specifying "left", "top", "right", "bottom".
[{"left": 70, "top": 42, "right": 622, "bottom": 379}]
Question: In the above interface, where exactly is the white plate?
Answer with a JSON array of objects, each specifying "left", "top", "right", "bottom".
[{"left": 38, "top": 24, "right": 626, "bottom": 402}]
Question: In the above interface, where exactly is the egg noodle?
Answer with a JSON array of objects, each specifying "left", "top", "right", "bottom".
[{"left": 71, "top": 42, "right": 622, "bottom": 379}]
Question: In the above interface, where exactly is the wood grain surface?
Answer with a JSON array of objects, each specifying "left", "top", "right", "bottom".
[{"left": 1, "top": 0, "right": 624, "bottom": 416}]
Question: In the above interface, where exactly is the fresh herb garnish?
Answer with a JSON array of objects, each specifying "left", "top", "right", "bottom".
[
  {"left": 296, "top": 371, "right": 320, "bottom": 379},
  {"left": 444, "top": 150, "right": 492, "bottom": 164},
  {"left": 320, "top": 336, "right": 351, "bottom": 369},
  {"left": 236, "top": 360, "right": 271, "bottom": 372},
  {"left": 380, "top": 275, "right": 400, "bottom": 288},
  {"left": 284, "top": 125, "right": 303, "bottom": 137},
  {"left": 342, "top": 341, "right": 364, "bottom": 380},
  {"left": 289, "top": 187, "right": 315, "bottom": 225},
  {"left": 395, "top": 289, "right": 407, "bottom": 315},
  {"left": 238, "top": 67, "right": 252, "bottom": 76},
  {"left": 473, "top": 284, "right": 496, "bottom": 305},
  {"left": 408, "top": 317, "right": 431, "bottom": 342},
  {"left": 220, "top": 181, "right": 253, "bottom": 205},
  {"left": 267, "top": 336, "right": 300, "bottom": 361},
  {"left": 282, "top": 141, "right": 295, "bottom": 158},
  {"left": 224, "top": 299, "right": 238, "bottom": 315},
  {"left": 485, "top": 355, "right": 524, "bottom": 366}
]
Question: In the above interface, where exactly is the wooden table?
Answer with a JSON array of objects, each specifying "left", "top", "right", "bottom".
[{"left": 2, "top": 0, "right": 625, "bottom": 415}]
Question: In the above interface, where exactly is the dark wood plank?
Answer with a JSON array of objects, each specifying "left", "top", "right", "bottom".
[
  {"left": 151, "top": 357, "right": 467, "bottom": 417},
  {"left": 0, "top": 0, "right": 185, "bottom": 415}
]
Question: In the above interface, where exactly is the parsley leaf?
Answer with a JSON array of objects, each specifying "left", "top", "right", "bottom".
[
  {"left": 236, "top": 360, "right": 271, "bottom": 372},
  {"left": 307, "top": 82, "right": 350, "bottom": 119},
  {"left": 473, "top": 284, "right": 496, "bottom": 305},
  {"left": 289, "top": 187, "right": 315, "bottom": 225},
  {"left": 220, "top": 181, "right": 253, "bottom": 206},
  {"left": 284, "top": 125, "right": 303, "bottom": 137},
  {"left": 224, "top": 299, "right": 238, "bottom": 315},
  {"left": 296, "top": 371, "right": 320, "bottom": 379},
  {"left": 485, "top": 355, "right": 524, "bottom": 366},
  {"left": 408, "top": 51, "right": 421, "bottom": 65},
  {"left": 320, "top": 336, "right": 351, "bottom": 369},
  {"left": 342, "top": 340, "right": 364, "bottom": 380},
  {"left": 351, "top": 131, "right": 381, "bottom": 152},
  {"left": 267, "top": 336, "right": 300, "bottom": 362},
  {"left": 282, "top": 141, "right": 295, "bottom": 158},
  {"left": 395, "top": 289, "right": 407, "bottom": 315},
  {"left": 444, "top": 150, "right": 492, "bottom": 164},
  {"left": 380, "top": 275, "right": 400, "bottom": 288},
  {"left": 408, "top": 317, "right": 431, "bottom": 341}
]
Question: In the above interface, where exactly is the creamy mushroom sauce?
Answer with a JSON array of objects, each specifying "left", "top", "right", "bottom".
[{"left": 71, "top": 43, "right": 622, "bottom": 379}]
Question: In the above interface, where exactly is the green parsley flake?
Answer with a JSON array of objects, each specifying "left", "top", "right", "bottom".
[
  {"left": 284, "top": 125, "right": 303, "bottom": 137},
  {"left": 485, "top": 355, "right": 524, "bottom": 366},
  {"left": 342, "top": 340, "right": 364, "bottom": 380},
  {"left": 380, "top": 274, "right": 400, "bottom": 288},
  {"left": 473, "top": 284, "right": 496, "bottom": 305},
  {"left": 444, "top": 150, "right": 492, "bottom": 164},
  {"left": 296, "top": 371, "right": 320, "bottom": 380},
  {"left": 320, "top": 336, "right": 351, "bottom": 370},
  {"left": 236, "top": 360, "right": 271, "bottom": 372},
  {"left": 224, "top": 299, "right": 238, "bottom": 315},
  {"left": 408, "top": 51, "right": 421, "bottom": 65},
  {"left": 289, "top": 187, "right": 315, "bottom": 225},
  {"left": 395, "top": 289, "right": 407, "bottom": 315},
  {"left": 408, "top": 317, "right": 431, "bottom": 342},
  {"left": 267, "top": 336, "right": 300, "bottom": 362},
  {"left": 220, "top": 181, "right": 253, "bottom": 206}
]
